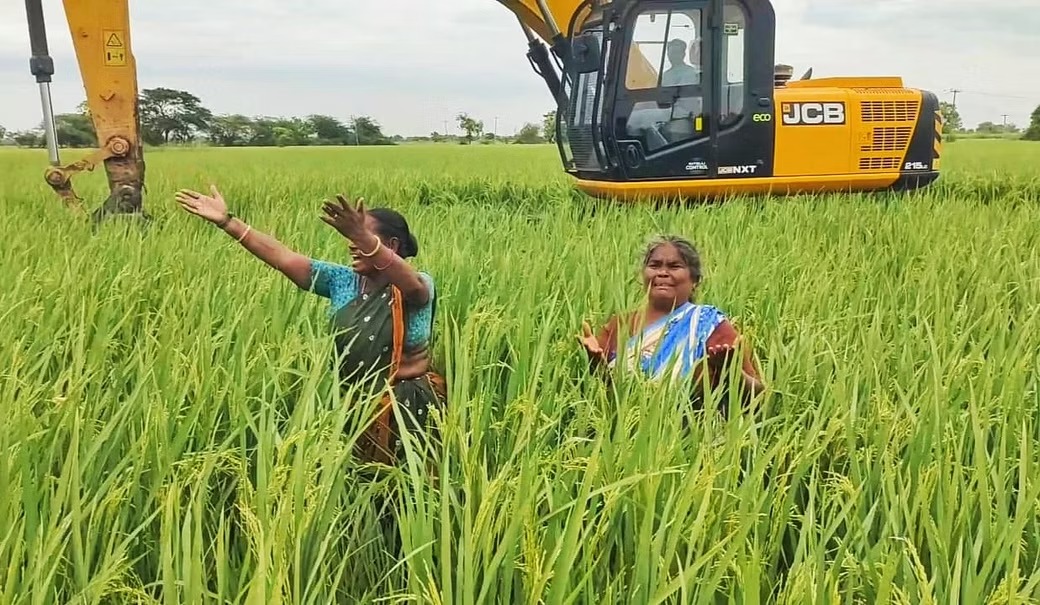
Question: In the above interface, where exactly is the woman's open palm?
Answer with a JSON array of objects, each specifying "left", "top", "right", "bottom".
[
  {"left": 707, "top": 339, "right": 741, "bottom": 374},
  {"left": 176, "top": 185, "right": 228, "bottom": 224},
  {"left": 579, "top": 321, "right": 605, "bottom": 360}
]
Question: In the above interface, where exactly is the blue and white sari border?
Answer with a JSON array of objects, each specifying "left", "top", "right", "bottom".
[{"left": 613, "top": 303, "right": 728, "bottom": 382}]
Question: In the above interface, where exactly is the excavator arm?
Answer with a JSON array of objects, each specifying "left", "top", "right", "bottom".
[
  {"left": 494, "top": 0, "right": 595, "bottom": 124},
  {"left": 24, "top": 0, "right": 144, "bottom": 220},
  {"left": 498, "top": 0, "right": 586, "bottom": 41},
  {"left": 22, "top": 0, "right": 581, "bottom": 219}
]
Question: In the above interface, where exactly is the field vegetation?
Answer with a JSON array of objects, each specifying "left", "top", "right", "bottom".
[{"left": 1, "top": 140, "right": 1039, "bottom": 603}]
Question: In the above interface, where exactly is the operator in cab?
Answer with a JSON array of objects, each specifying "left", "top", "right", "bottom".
[
  {"left": 661, "top": 39, "right": 701, "bottom": 87},
  {"left": 579, "top": 235, "right": 764, "bottom": 416},
  {"left": 175, "top": 186, "right": 444, "bottom": 464}
]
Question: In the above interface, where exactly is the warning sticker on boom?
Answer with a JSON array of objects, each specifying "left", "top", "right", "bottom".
[{"left": 103, "top": 29, "right": 127, "bottom": 66}]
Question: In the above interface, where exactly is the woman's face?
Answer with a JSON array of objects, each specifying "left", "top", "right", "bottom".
[{"left": 642, "top": 243, "right": 696, "bottom": 308}]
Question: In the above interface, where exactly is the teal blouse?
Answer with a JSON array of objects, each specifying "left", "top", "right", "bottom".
[{"left": 309, "top": 259, "right": 434, "bottom": 349}]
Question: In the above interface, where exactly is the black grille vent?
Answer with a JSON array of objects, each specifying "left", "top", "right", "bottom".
[
  {"left": 861, "top": 127, "right": 913, "bottom": 152},
  {"left": 859, "top": 157, "right": 902, "bottom": 171},
  {"left": 861, "top": 101, "right": 919, "bottom": 122}
]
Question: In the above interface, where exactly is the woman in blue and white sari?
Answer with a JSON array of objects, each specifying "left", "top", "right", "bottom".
[{"left": 580, "top": 235, "right": 764, "bottom": 414}]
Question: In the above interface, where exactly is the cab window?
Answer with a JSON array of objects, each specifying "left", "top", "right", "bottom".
[
  {"left": 625, "top": 9, "right": 702, "bottom": 90},
  {"left": 720, "top": 1, "right": 747, "bottom": 125},
  {"left": 623, "top": 8, "right": 705, "bottom": 152}
]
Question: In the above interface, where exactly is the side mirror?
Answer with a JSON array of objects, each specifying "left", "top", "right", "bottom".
[{"left": 571, "top": 32, "right": 602, "bottom": 74}]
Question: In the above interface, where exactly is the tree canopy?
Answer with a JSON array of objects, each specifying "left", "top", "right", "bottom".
[
  {"left": 5, "top": 86, "right": 394, "bottom": 149},
  {"left": 3, "top": 87, "right": 552, "bottom": 149},
  {"left": 1023, "top": 104, "right": 1040, "bottom": 141},
  {"left": 138, "top": 87, "right": 213, "bottom": 145},
  {"left": 456, "top": 113, "right": 484, "bottom": 144},
  {"left": 938, "top": 102, "right": 962, "bottom": 132}
]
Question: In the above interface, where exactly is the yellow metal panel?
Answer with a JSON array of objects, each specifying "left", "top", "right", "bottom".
[
  {"left": 62, "top": 0, "right": 139, "bottom": 148},
  {"left": 773, "top": 87, "right": 856, "bottom": 177},
  {"left": 785, "top": 76, "right": 905, "bottom": 90},
  {"left": 497, "top": 0, "right": 586, "bottom": 40},
  {"left": 853, "top": 89, "right": 921, "bottom": 173},
  {"left": 575, "top": 174, "right": 901, "bottom": 201}
]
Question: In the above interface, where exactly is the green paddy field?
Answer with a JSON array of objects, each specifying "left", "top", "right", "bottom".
[{"left": 1, "top": 140, "right": 1039, "bottom": 603}]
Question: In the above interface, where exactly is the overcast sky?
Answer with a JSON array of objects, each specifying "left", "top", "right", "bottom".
[{"left": 1, "top": 0, "right": 1036, "bottom": 136}]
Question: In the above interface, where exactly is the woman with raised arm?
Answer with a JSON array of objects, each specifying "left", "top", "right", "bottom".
[
  {"left": 579, "top": 235, "right": 764, "bottom": 416},
  {"left": 175, "top": 185, "right": 444, "bottom": 464}
]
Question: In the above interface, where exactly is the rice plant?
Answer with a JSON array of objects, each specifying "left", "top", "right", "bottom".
[{"left": 1, "top": 140, "right": 1039, "bottom": 604}]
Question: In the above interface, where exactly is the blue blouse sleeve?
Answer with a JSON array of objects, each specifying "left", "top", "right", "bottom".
[
  {"left": 309, "top": 259, "right": 356, "bottom": 303},
  {"left": 405, "top": 272, "right": 435, "bottom": 348},
  {"left": 691, "top": 304, "right": 728, "bottom": 361}
]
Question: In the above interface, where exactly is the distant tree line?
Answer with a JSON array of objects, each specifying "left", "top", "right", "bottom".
[
  {"left": 1024, "top": 105, "right": 1040, "bottom": 141},
  {"left": 940, "top": 102, "right": 1040, "bottom": 141},
  {"left": 2, "top": 90, "right": 561, "bottom": 149},
  {"left": 415, "top": 111, "right": 556, "bottom": 146},
  {"left": 1, "top": 86, "right": 399, "bottom": 149},
  {"left": 8, "top": 98, "right": 1037, "bottom": 149}
]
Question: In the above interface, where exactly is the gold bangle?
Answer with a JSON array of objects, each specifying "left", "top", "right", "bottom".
[
  {"left": 373, "top": 247, "right": 394, "bottom": 270},
  {"left": 358, "top": 239, "right": 382, "bottom": 257},
  {"left": 237, "top": 225, "right": 252, "bottom": 243}
]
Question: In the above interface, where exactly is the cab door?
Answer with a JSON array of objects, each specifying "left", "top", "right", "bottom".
[
  {"left": 712, "top": 0, "right": 776, "bottom": 179},
  {"left": 605, "top": 0, "right": 776, "bottom": 181},
  {"left": 607, "top": 0, "right": 716, "bottom": 180}
]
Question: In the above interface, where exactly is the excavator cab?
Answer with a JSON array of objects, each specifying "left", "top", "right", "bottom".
[
  {"left": 511, "top": 0, "right": 943, "bottom": 201},
  {"left": 556, "top": 1, "right": 771, "bottom": 181}
]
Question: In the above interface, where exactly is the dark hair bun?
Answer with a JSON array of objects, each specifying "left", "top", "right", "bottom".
[
  {"left": 368, "top": 207, "right": 419, "bottom": 259},
  {"left": 404, "top": 233, "right": 419, "bottom": 258}
]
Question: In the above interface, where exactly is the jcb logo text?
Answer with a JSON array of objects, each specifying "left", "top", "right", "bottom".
[
  {"left": 781, "top": 102, "right": 846, "bottom": 126},
  {"left": 719, "top": 165, "right": 758, "bottom": 175}
]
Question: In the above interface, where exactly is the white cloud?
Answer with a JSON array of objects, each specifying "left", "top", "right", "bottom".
[
  {"left": 774, "top": 0, "right": 1039, "bottom": 127},
  {"left": 1, "top": 0, "right": 1036, "bottom": 135}
]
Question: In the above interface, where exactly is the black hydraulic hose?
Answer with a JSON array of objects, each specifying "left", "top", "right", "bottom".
[
  {"left": 24, "top": 0, "right": 60, "bottom": 166},
  {"left": 25, "top": 0, "right": 54, "bottom": 82},
  {"left": 527, "top": 40, "right": 563, "bottom": 102}
]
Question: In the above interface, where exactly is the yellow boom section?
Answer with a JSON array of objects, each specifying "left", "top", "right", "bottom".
[
  {"left": 497, "top": 0, "right": 586, "bottom": 40},
  {"left": 49, "top": 0, "right": 144, "bottom": 216},
  {"left": 64, "top": 0, "right": 140, "bottom": 149}
]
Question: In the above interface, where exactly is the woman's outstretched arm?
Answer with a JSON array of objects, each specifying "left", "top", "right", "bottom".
[{"left": 176, "top": 186, "right": 314, "bottom": 290}]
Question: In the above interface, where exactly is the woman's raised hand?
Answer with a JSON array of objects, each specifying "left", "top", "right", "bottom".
[
  {"left": 320, "top": 194, "right": 369, "bottom": 242},
  {"left": 175, "top": 185, "right": 229, "bottom": 225},
  {"left": 579, "top": 321, "right": 606, "bottom": 362}
]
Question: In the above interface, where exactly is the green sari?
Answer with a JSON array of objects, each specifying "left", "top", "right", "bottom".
[{"left": 331, "top": 281, "right": 445, "bottom": 465}]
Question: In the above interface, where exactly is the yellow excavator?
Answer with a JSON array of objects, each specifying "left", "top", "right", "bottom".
[{"left": 24, "top": 0, "right": 943, "bottom": 217}]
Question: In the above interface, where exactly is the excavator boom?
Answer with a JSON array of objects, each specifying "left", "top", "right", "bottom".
[
  {"left": 495, "top": 0, "right": 599, "bottom": 121},
  {"left": 24, "top": 0, "right": 145, "bottom": 220},
  {"left": 498, "top": 0, "right": 586, "bottom": 40}
]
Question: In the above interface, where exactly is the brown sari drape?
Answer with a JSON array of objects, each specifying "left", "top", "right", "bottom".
[{"left": 331, "top": 282, "right": 445, "bottom": 465}]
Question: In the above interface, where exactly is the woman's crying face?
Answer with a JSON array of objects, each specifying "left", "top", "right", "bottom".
[{"left": 643, "top": 243, "right": 695, "bottom": 308}]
